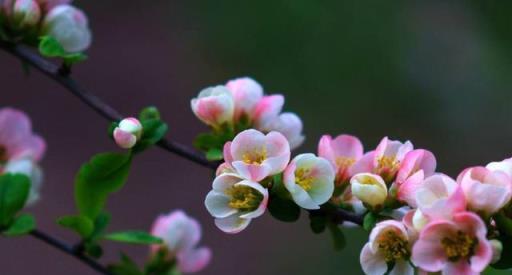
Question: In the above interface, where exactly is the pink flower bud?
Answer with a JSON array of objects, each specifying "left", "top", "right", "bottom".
[
  {"left": 43, "top": 4, "right": 92, "bottom": 53},
  {"left": 267, "top": 112, "right": 305, "bottom": 150},
  {"left": 113, "top": 118, "right": 142, "bottom": 149},
  {"left": 225, "top": 77, "right": 263, "bottom": 120},
  {"left": 191, "top": 85, "right": 234, "bottom": 128},
  {"left": 253, "top": 94, "right": 284, "bottom": 131},
  {"left": 12, "top": 0, "right": 41, "bottom": 26}
]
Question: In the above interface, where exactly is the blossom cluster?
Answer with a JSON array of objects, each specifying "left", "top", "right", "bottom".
[
  {"left": 191, "top": 77, "right": 304, "bottom": 158},
  {"left": 0, "top": 0, "right": 91, "bottom": 53},
  {"left": 0, "top": 107, "right": 45, "bottom": 205},
  {"left": 205, "top": 129, "right": 335, "bottom": 233}
]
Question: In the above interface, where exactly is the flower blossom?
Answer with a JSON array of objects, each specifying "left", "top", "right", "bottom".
[
  {"left": 151, "top": 210, "right": 211, "bottom": 273},
  {"left": 457, "top": 166, "right": 512, "bottom": 217},
  {"left": 318, "top": 134, "right": 363, "bottom": 184},
  {"left": 414, "top": 174, "right": 466, "bottom": 220},
  {"left": 373, "top": 137, "right": 413, "bottom": 182},
  {"left": 360, "top": 220, "right": 414, "bottom": 275},
  {"left": 283, "top": 153, "right": 335, "bottom": 209},
  {"left": 411, "top": 212, "right": 492, "bottom": 275},
  {"left": 350, "top": 173, "right": 388, "bottom": 209},
  {"left": 0, "top": 108, "right": 46, "bottom": 206},
  {"left": 223, "top": 129, "right": 290, "bottom": 182},
  {"left": 266, "top": 112, "right": 304, "bottom": 150},
  {"left": 225, "top": 77, "right": 263, "bottom": 121},
  {"left": 191, "top": 85, "right": 234, "bottom": 129},
  {"left": 205, "top": 173, "right": 268, "bottom": 233},
  {"left": 395, "top": 149, "right": 436, "bottom": 206}
]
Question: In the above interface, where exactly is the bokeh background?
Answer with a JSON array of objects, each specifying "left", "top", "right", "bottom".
[{"left": 2, "top": 0, "right": 512, "bottom": 274}]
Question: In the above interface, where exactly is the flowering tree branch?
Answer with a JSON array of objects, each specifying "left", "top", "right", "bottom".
[
  {"left": 30, "top": 229, "right": 112, "bottom": 275},
  {"left": 0, "top": 41, "right": 363, "bottom": 227}
]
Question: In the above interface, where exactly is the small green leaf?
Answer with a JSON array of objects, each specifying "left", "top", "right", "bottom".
[
  {"left": 268, "top": 196, "right": 301, "bottom": 223},
  {"left": 89, "top": 212, "right": 111, "bottom": 241},
  {"left": 75, "top": 153, "right": 132, "bottom": 220},
  {"left": 3, "top": 214, "right": 35, "bottom": 236},
  {"left": 132, "top": 119, "right": 168, "bottom": 153},
  {"left": 206, "top": 148, "right": 223, "bottom": 161},
  {"left": 109, "top": 254, "right": 143, "bottom": 275},
  {"left": 0, "top": 174, "right": 31, "bottom": 227},
  {"left": 57, "top": 215, "right": 94, "bottom": 238},
  {"left": 363, "top": 212, "right": 379, "bottom": 231},
  {"left": 38, "top": 36, "right": 87, "bottom": 65},
  {"left": 84, "top": 242, "right": 103, "bottom": 259},
  {"left": 327, "top": 222, "right": 346, "bottom": 251},
  {"left": 103, "top": 231, "right": 163, "bottom": 245},
  {"left": 193, "top": 133, "right": 225, "bottom": 152},
  {"left": 139, "top": 106, "right": 161, "bottom": 121}
]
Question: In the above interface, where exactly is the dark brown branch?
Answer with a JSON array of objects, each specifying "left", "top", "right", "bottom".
[
  {"left": 30, "top": 229, "right": 112, "bottom": 275},
  {"left": 0, "top": 42, "right": 362, "bottom": 226}
]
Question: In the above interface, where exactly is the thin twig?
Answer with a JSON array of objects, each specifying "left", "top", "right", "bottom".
[
  {"left": 30, "top": 229, "right": 112, "bottom": 275},
  {"left": 0, "top": 42, "right": 363, "bottom": 226}
]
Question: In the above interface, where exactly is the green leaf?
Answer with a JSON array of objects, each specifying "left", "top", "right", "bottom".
[
  {"left": 144, "top": 248, "right": 177, "bottom": 275},
  {"left": 57, "top": 215, "right": 94, "bottom": 238},
  {"left": 363, "top": 212, "right": 379, "bottom": 231},
  {"left": 309, "top": 213, "right": 327, "bottom": 234},
  {"left": 38, "top": 36, "right": 87, "bottom": 65},
  {"left": 327, "top": 222, "right": 346, "bottom": 251},
  {"left": 193, "top": 133, "right": 225, "bottom": 152},
  {"left": 494, "top": 212, "right": 512, "bottom": 238},
  {"left": 89, "top": 212, "right": 111, "bottom": 241},
  {"left": 0, "top": 174, "right": 31, "bottom": 227},
  {"left": 206, "top": 148, "right": 223, "bottom": 161},
  {"left": 139, "top": 106, "right": 161, "bottom": 121},
  {"left": 268, "top": 196, "right": 301, "bottom": 223},
  {"left": 3, "top": 214, "right": 35, "bottom": 236},
  {"left": 132, "top": 119, "right": 168, "bottom": 153},
  {"left": 75, "top": 153, "right": 132, "bottom": 220},
  {"left": 103, "top": 231, "right": 163, "bottom": 245},
  {"left": 84, "top": 242, "right": 103, "bottom": 259},
  {"left": 109, "top": 254, "right": 143, "bottom": 275}
]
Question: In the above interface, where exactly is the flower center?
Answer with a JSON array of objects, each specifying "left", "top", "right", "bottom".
[
  {"left": 378, "top": 230, "right": 410, "bottom": 262},
  {"left": 441, "top": 231, "right": 477, "bottom": 262},
  {"left": 335, "top": 157, "right": 355, "bottom": 169},
  {"left": 295, "top": 168, "right": 314, "bottom": 191},
  {"left": 242, "top": 148, "right": 267, "bottom": 165},
  {"left": 377, "top": 156, "right": 399, "bottom": 171},
  {"left": 226, "top": 185, "right": 263, "bottom": 212}
]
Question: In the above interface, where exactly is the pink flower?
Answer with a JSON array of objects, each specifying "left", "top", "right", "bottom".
[
  {"left": 374, "top": 137, "right": 413, "bottom": 182},
  {"left": 225, "top": 77, "right": 263, "bottom": 121},
  {"left": 223, "top": 129, "right": 290, "bottom": 181},
  {"left": 283, "top": 153, "right": 335, "bottom": 209},
  {"left": 151, "top": 210, "right": 211, "bottom": 273},
  {"left": 252, "top": 95, "right": 284, "bottom": 131},
  {"left": 113, "top": 117, "right": 142, "bottom": 149},
  {"left": 11, "top": 0, "right": 41, "bottom": 26},
  {"left": 267, "top": 112, "right": 305, "bottom": 150},
  {"left": 0, "top": 108, "right": 45, "bottom": 164},
  {"left": 414, "top": 174, "right": 466, "bottom": 220},
  {"left": 457, "top": 166, "right": 512, "bottom": 216},
  {"left": 395, "top": 149, "right": 436, "bottom": 206},
  {"left": 190, "top": 85, "right": 234, "bottom": 129},
  {"left": 486, "top": 157, "right": 512, "bottom": 177},
  {"left": 318, "top": 134, "right": 363, "bottom": 184},
  {"left": 360, "top": 220, "right": 414, "bottom": 275},
  {"left": 205, "top": 173, "right": 268, "bottom": 233},
  {"left": 411, "top": 212, "right": 493, "bottom": 275}
]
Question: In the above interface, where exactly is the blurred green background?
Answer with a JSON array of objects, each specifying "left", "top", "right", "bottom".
[{"left": 2, "top": 0, "right": 512, "bottom": 274}]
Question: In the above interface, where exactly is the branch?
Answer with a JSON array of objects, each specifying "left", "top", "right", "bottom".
[
  {"left": 30, "top": 229, "right": 112, "bottom": 275},
  {"left": 0, "top": 42, "right": 363, "bottom": 226}
]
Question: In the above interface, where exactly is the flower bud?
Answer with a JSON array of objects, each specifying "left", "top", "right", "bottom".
[
  {"left": 267, "top": 112, "right": 305, "bottom": 150},
  {"left": 43, "top": 4, "right": 91, "bottom": 53},
  {"left": 12, "top": 0, "right": 41, "bottom": 27},
  {"left": 113, "top": 118, "right": 142, "bottom": 149},
  {"left": 350, "top": 173, "right": 387, "bottom": 209},
  {"left": 225, "top": 77, "right": 263, "bottom": 120},
  {"left": 191, "top": 85, "right": 234, "bottom": 129}
]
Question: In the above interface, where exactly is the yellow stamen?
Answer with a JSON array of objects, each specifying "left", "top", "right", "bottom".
[
  {"left": 377, "top": 230, "right": 410, "bottom": 262},
  {"left": 225, "top": 185, "right": 263, "bottom": 212},
  {"left": 335, "top": 157, "right": 355, "bottom": 169},
  {"left": 295, "top": 168, "right": 314, "bottom": 191},
  {"left": 242, "top": 147, "right": 267, "bottom": 165},
  {"left": 441, "top": 231, "right": 477, "bottom": 262}
]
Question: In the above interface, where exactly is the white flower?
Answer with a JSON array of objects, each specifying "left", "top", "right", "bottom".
[
  {"left": 191, "top": 85, "right": 234, "bottom": 128},
  {"left": 350, "top": 173, "right": 387, "bottom": 208},
  {"left": 282, "top": 153, "right": 335, "bottom": 209},
  {"left": 205, "top": 173, "right": 268, "bottom": 234}
]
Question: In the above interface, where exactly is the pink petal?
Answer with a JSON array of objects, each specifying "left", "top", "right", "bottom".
[
  {"left": 360, "top": 243, "right": 388, "bottom": 275},
  {"left": 177, "top": 247, "right": 212, "bottom": 273},
  {"left": 231, "top": 161, "right": 271, "bottom": 182}
]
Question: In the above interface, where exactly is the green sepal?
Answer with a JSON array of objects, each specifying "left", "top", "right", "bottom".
[
  {"left": 268, "top": 196, "right": 301, "bottom": 223},
  {"left": 132, "top": 119, "right": 168, "bottom": 154},
  {"left": 57, "top": 215, "right": 94, "bottom": 239},
  {"left": 108, "top": 253, "right": 144, "bottom": 275},
  {"left": 145, "top": 248, "right": 177, "bottom": 275},
  {"left": 363, "top": 212, "right": 380, "bottom": 231},
  {"left": 3, "top": 214, "right": 35, "bottom": 237},
  {"left": 206, "top": 148, "right": 223, "bottom": 161},
  {"left": 139, "top": 106, "right": 161, "bottom": 121},
  {"left": 38, "top": 36, "right": 87, "bottom": 65}
]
